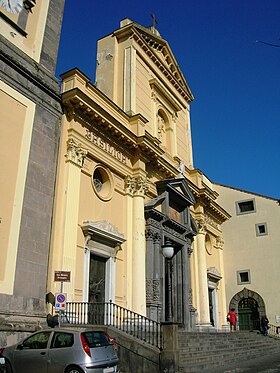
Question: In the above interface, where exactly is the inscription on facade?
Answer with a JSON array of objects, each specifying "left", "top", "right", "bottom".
[{"left": 85, "top": 129, "right": 127, "bottom": 164}]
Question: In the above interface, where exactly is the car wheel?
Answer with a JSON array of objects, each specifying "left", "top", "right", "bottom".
[
  {"left": 65, "top": 366, "right": 84, "bottom": 373},
  {"left": 5, "top": 361, "right": 13, "bottom": 373}
]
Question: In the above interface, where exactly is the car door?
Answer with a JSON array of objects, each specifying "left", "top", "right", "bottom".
[
  {"left": 47, "top": 331, "right": 76, "bottom": 373},
  {"left": 13, "top": 331, "right": 52, "bottom": 373}
]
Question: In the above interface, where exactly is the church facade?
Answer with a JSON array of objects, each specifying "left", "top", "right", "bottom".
[{"left": 47, "top": 19, "right": 230, "bottom": 331}]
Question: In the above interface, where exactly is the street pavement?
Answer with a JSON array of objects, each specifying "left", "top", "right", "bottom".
[{"left": 206, "top": 350, "right": 280, "bottom": 373}]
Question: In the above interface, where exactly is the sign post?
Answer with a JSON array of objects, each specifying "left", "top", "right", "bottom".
[{"left": 54, "top": 271, "right": 71, "bottom": 326}]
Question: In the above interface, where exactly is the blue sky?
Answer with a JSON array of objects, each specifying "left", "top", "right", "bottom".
[{"left": 56, "top": 0, "right": 280, "bottom": 199}]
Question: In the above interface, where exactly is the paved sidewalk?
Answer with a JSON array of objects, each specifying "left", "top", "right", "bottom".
[{"left": 206, "top": 350, "right": 280, "bottom": 373}]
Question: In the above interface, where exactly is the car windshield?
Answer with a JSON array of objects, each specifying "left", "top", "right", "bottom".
[{"left": 83, "top": 332, "right": 111, "bottom": 348}]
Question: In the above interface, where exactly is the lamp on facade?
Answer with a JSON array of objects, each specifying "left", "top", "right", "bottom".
[
  {"left": 162, "top": 239, "right": 174, "bottom": 259},
  {"left": 162, "top": 239, "right": 175, "bottom": 322}
]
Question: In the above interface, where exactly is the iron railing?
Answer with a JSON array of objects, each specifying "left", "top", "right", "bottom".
[{"left": 63, "top": 301, "right": 162, "bottom": 349}]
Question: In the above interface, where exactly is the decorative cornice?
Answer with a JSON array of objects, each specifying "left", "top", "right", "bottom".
[{"left": 61, "top": 84, "right": 178, "bottom": 179}]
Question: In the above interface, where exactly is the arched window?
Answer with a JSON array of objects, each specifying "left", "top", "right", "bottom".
[{"left": 157, "top": 109, "right": 169, "bottom": 148}]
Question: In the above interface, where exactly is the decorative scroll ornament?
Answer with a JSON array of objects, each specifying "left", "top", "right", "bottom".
[
  {"left": 153, "top": 279, "right": 160, "bottom": 302},
  {"left": 66, "top": 139, "right": 87, "bottom": 167},
  {"left": 171, "top": 112, "right": 177, "bottom": 123},
  {"left": 188, "top": 288, "right": 193, "bottom": 305},
  {"left": 146, "top": 279, "right": 160, "bottom": 303},
  {"left": 125, "top": 175, "right": 149, "bottom": 196},
  {"left": 215, "top": 236, "right": 224, "bottom": 250},
  {"left": 146, "top": 279, "right": 153, "bottom": 302},
  {"left": 188, "top": 244, "right": 194, "bottom": 256},
  {"left": 196, "top": 217, "right": 207, "bottom": 234}
]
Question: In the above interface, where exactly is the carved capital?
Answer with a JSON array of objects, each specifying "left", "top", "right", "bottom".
[
  {"left": 125, "top": 175, "right": 149, "bottom": 196},
  {"left": 66, "top": 139, "right": 87, "bottom": 167},
  {"left": 145, "top": 229, "right": 161, "bottom": 243}
]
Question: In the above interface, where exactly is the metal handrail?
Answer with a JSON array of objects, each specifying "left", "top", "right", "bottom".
[{"left": 64, "top": 301, "right": 162, "bottom": 349}]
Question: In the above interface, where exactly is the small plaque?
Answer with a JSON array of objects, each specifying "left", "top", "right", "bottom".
[{"left": 54, "top": 271, "right": 71, "bottom": 282}]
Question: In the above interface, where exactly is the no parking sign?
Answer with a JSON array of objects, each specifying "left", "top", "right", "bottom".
[{"left": 55, "top": 292, "right": 67, "bottom": 311}]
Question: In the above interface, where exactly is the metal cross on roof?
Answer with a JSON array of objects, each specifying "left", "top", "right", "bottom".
[{"left": 150, "top": 13, "right": 158, "bottom": 28}]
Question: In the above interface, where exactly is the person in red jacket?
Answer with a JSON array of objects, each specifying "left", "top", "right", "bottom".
[{"left": 227, "top": 308, "right": 237, "bottom": 332}]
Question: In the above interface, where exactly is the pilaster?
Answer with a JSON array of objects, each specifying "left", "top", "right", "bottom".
[
  {"left": 195, "top": 217, "right": 212, "bottom": 330},
  {"left": 61, "top": 139, "right": 87, "bottom": 300},
  {"left": 216, "top": 236, "right": 229, "bottom": 331}
]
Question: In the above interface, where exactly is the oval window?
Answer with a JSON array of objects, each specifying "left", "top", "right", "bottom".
[{"left": 92, "top": 166, "right": 113, "bottom": 201}]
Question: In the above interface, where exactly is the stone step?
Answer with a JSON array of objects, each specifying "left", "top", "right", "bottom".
[{"left": 178, "top": 331, "right": 280, "bottom": 373}]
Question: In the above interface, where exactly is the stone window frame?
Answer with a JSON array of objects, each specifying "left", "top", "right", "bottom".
[
  {"left": 92, "top": 164, "right": 114, "bottom": 201},
  {"left": 255, "top": 222, "right": 268, "bottom": 237},
  {"left": 235, "top": 198, "right": 256, "bottom": 215},
  {"left": 237, "top": 270, "right": 251, "bottom": 285}
]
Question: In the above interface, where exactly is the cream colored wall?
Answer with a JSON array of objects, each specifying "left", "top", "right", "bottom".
[
  {"left": 95, "top": 26, "right": 194, "bottom": 170},
  {"left": 48, "top": 114, "right": 132, "bottom": 308},
  {"left": 135, "top": 56, "right": 153, "bottom": 127},
  {"left": 0, "top": 81, "right": 35, "bottom": 294},
  {"left": 215, "top": 185, "right": 280, "bottom": 325},
  {"left": 96, "top": 35, "right": 118, "bottom": 101},
  {"left": 76, "top": 164, "right": 128, "bottom": 306},
  {"left": 0, "top": 0, "right": 50, "bottom": 63}
]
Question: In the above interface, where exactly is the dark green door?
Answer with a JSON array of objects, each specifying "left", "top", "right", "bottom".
[
  {"left": 88, "top": 254, "right": 106, "bottom": 324},
  {"left": 238, "top": 298, "right": 260, "bottom": 331},
  {"left": 238, "top": 308, "right": 252, "bottom": 330}
]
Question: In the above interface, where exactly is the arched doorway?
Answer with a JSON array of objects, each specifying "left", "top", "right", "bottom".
[{"left": 229, "top": 287, "right": 266, "bottom": 331}]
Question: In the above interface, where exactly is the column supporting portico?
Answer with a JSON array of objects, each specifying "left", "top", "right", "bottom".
[
  {"left": 125, "top": 175, "right": 148, "bottom": 315},
  {"left": 196, "top": 219, "right": 212, "bottom": 330}
]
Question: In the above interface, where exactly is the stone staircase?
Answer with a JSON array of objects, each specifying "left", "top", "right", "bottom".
[{"left": 178, "top": 331, "right": 280, "bottom": 373}]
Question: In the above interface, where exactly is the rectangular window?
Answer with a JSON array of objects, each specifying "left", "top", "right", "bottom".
[
  {"left": 255, "top": 223, "right": 268, "bottom": 236},
  {"left": 237, "top": 270, "right": 251, "bottom": 285},
  {"left": 51, "top": 332, "right": 74, "bottom": 348},
  {"left": 236, "top": 199, "right": 256, "bottom": 215}
]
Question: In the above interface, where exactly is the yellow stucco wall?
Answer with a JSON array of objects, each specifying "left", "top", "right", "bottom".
[{"left": 0, "top": 82, "right": 35, "bottom": 294}]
